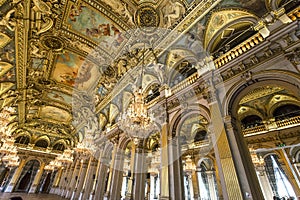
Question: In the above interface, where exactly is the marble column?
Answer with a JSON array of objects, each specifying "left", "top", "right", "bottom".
[
  {"left": 223, "top": 115, "right": 264, "bottom": 199},
  {"left": 28, "top": 162, "right": 45, "bottom": 193},
  {"left": 256, "top": 167, "right": 273, "bottom": 200},
  {"left": 133, "top": 142, "right": 147, "bottom": 200},
  {"left": 125, "top": 142, "right": 136, "bottom": 200},
  {"left": 160, "top": 121, "right": 170, "bottom": 200},
  {"left": 104, "top": 143, "right": 118, "bottom": 200},
  {"left": 206, "top": 171, "right": 217, "bottom": 200},
  {"left": 168, "top": 136, "right": 184, "bottom": 200},
  {"left": 4, "top": 159, "right": 26, "bottom": 192},
  {"left": 65, "top": 159, "right": 80, "bottom": 198},
  {"left": 109, "top": 148, "right": 125, "bottom": 200},
  {"left": 149, "top": 173, "right": 156, "bottom": 200},
  {"left": 205, "top": 73, "right": 263, "bottom": 199},
  {"left": 71, "top": 158, "right": 84, "bottom": 200},
  {"left": 121, "top": 174, "right": 128, "bottom": 199},
  {"left": 94, "top": 161, "right": 109, "bottom": 200},
  {"left": 60, "top": 162, "right": 74, "bottom": 197},
  {"left": 90, "top": 153, "right": 102, "bottom": 200}
]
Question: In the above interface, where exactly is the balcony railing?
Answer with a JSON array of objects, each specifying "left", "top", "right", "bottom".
[
  {"left": 181, "top": 140, "right": 210, "bottom": 151},
  {"left": 242, "top": 115, "right": 300, "bottom": 136},
  {"left": 276, "top": 115, "right": 300, "bottom": 128}
]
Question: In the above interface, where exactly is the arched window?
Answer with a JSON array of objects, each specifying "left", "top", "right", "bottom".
[
  {"left": 53, "top": 143, "right": 65, "bottom": 151},
  {"left": 273, "top": 104, "right": 300, "bottom": 120},
  {"left": 15, "top": 135, "right": 30, "bottom": 145},
  {"left": 170, "top": 61, "right": 197, "bottom": 87},
  {"left": 194, "top": 130, "right": 207, "bottom": 142},
  {"left": 241, "top": 115, "right": 263, "bottom": 129},
  {"left": 35, "top": 139, "right": 48, "bottom": 148}
]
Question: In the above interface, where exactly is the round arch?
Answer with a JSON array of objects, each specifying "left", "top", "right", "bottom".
[
  {"left": 223, "top": 71, "right": 300, "bottom": 118},
  {"left": 169, "top": 104, "right": 210, "bottom": 138}
]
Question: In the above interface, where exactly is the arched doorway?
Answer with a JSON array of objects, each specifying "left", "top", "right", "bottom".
[{"left": 14, "top": 160, "right": 40, "bottom": 192}]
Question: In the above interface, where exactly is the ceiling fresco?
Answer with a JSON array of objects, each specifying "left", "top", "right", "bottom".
[{"left": 0, "top": 0, "right": 294, "bottom": 149}]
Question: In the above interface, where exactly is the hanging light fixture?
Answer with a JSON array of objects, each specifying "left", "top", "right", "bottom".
[{"left": 118, "top": 43, "right": 157, "bottom": 141}]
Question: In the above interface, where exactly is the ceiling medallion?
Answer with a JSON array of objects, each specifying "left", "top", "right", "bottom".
[
  {"left": 41, "top": 35, "right": 65, "bottom": 51},
  {"left": 135, "top": 6, "right": 160, "bottom": 33}
]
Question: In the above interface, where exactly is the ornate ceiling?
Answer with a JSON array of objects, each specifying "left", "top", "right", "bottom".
[{"left": 0, "top": 0, "right": 293, "bottom": 150}]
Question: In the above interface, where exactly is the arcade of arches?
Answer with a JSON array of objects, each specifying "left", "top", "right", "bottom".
[{"left": 0, "top": 0, "right": 300, "bottom": 200}]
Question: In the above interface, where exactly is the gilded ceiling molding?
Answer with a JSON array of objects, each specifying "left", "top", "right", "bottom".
[
  {"left": 15, "top": 0, "right": 31, "bottom": 124},
  {"left": 0, "top": 33, "right": 11, "bottom": 48},
  {"left": 0, "top": 0, "right": 7, "bottom": 7},
  {"left": 239, "top": 86, "right": 284, "bottom": 104}
]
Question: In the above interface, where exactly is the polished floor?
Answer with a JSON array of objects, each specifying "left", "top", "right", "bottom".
[{"left": 0, "top": 192, "right": 67, "bottom": 200}]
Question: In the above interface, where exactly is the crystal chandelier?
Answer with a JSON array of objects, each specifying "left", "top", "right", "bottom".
[
  {"left": 119, "top": 87, "right": 156, "bottom": 140},
  {"left": 118, "top": 45, "right": 157, "bottom": 140}
]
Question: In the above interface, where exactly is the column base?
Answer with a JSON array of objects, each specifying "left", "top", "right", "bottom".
[
  {"left": 70, "top": 191, "right": 76, "bottom": 200},
  {"left": 28, "top": 185, "right": 37, "bottom": 193},
  {"left": 89, "top": 193, "right": 95, "bottom": 200},
  {"left": 103, "top": 192, "right": 109, "bottom": 200},
  {"left": 78, "top": 191, "right": 84, "bottom": 200},
  {"left": 4, "top": 184, "right": 14, "bottom": 193},
  {"left": 65, "top": 190, "right": 71, "bottom": 198},
  {"left": 125, "top": 194, "right": 132, "bottom": 200}
]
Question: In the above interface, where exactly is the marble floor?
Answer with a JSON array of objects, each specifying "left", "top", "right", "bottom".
[{"left": 0, "top": 193, "right": 67, "bottom": 200}]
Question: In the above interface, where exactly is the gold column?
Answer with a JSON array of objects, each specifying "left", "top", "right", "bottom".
[
  {"left": 191, "top": 170, "right": 200, "bottom": 199},
  {"left": 53, "top": 167, "right": 63, "bottom": 188},
  {"left": 279, "top": 149, "right": 300, "bottom": 196},
  {"left": 4, "top": 159, "right": 26, "bottom": 192},
  {"left": 28, "top": 162, "right": 45, "bottom": 193}
]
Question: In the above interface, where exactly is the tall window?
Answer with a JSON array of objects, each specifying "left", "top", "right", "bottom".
[
  {"left": 197, "top": 163, "right": 210, "bottom": 200},
  {"left": 265, "top": 154, "right": 296, "bottom": 199}
]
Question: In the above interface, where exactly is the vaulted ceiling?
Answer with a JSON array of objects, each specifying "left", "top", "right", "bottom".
[{"left": 0, "top": 0, "right": 294, "bottom": 150}]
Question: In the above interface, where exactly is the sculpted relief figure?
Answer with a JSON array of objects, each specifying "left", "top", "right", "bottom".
[
  {"left": 163, "top": 0, "right": 186, "bottom": 27},
  {"left": 32, "top": 0, "right": 54, "bottom": 35},
  {"left": 0, "top": 9, "right": 16, "bottom": 31}
]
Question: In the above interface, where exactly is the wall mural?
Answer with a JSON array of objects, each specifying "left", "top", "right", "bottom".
[
  {"left": 46, "top": 90, "right": 72, "bottom": 105},
  {"left": 219, "top": 0, "right": 267, "bottom": 16},
  {"left": 66, "top": 2, "right": 126, "bottom": 54},
  {"left": 39, "top": 106, "right": 71, "bottom": 122},
  {"left": 52, "top": 52, "right": 100, "bottom": 91}
]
